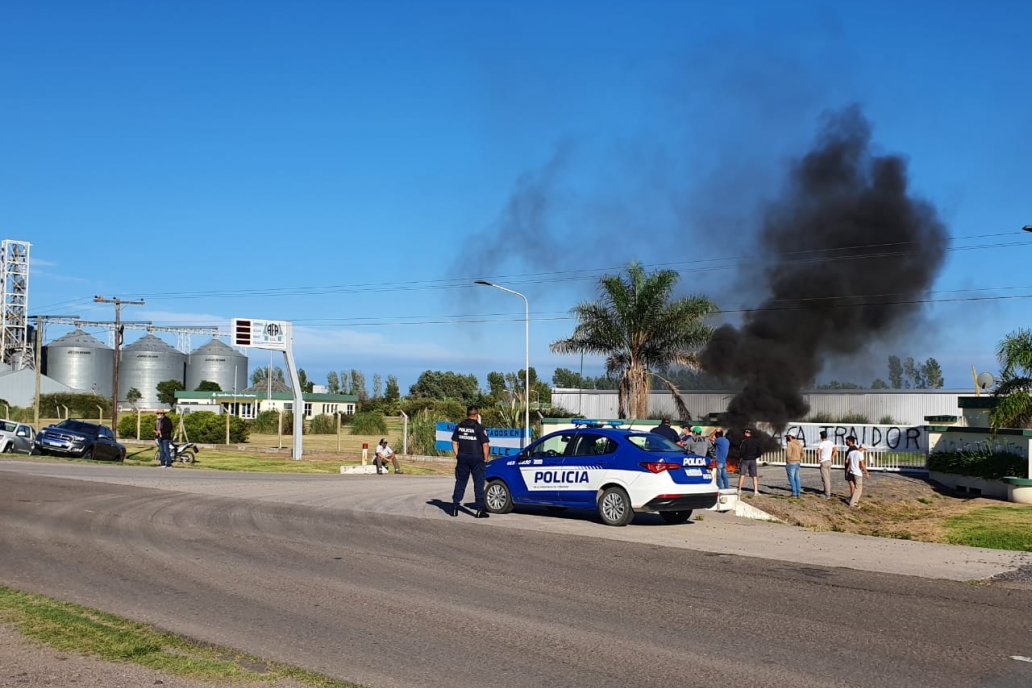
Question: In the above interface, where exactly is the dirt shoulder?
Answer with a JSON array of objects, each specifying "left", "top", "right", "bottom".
[{"left": 749, "top": 468, "right": 1008, "bottom": 543}]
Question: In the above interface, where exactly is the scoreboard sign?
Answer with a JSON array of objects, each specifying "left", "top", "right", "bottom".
[{"left": 231, "top": 318, "right": 289, "bottom": 351}]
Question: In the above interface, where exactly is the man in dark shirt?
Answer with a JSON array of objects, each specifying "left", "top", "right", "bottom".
[
  {"left": 737, "top": 428, "right": 762, "bottom": 496},
  {"left": 649, "top": 418, "right": 681, "bottom": 444},
  {"left": 451, "top": 405, "right": 491, "bottom": 518},
  {"left": 156, "top": 410, "right": 174, "bottom": 468}
]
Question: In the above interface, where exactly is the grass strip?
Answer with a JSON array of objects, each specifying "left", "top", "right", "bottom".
[
  {"left": 944, "top": 505, "right": 1032, "bottom": 551},
  {"left": 0, "top": 585, "right": 363, "bottom": 687}
]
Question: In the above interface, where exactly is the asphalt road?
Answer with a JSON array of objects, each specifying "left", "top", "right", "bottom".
[{"left": 1, "top": 460, "right": 1031, "bottom": 688}]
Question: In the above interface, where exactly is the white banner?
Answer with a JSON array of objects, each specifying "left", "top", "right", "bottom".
[{"left": 782, "top": 422, "right": 927, "bottom": 452}]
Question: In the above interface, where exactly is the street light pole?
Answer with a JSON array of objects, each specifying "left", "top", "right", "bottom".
[
  {"left": 474, "top": 280, "right": 530, "bottom": 448},
  {"left": 94, "top": 296, "right": 145, "bottom": 437}
]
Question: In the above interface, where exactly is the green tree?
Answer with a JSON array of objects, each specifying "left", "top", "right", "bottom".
[
  {"left": 126, "top": 387, "right": 143, "bottom": 408},
  {"left": 350, "top": 370, "right": 368, "bottom": 402},
  {"left": 550, "top": 262, "right": 716, "bottom": 418},
  {"left": 372, "top": 373, "right": 383, "bottom": 399},
  {"left": 195, "top": 380, "right": 222, "bottom": 392},
  {"left": 922, "top": 358, "right": 944, "bottom": 389},
  {"left": 296, "top": 368, "right": 314, "bottom": 393},
  {"left": 252, "top": 366, "right": 285, "bottom": 387},
  {"left": 991, "top": 328, "right": 1032, "bottom": 429},
  {"left": 326, "top": 371, "right": 340, "bottom": 394},
  {"left": 817, "top": 380, "right": 863, "bottom": 389},
  {"left": 903, "top": 357, "right": 924, "bottom": 389},
  {"left": 486, "top": 371, "right": 507, "bottom": 400},
  {"left": 552, "top": 367, "right": 587, "bottom": 389},
  {"left": 871, "top": 378, "right": 889, "bottom": 389},
  {"left": 156, "top": 379, "right": 185, "bottom": 406},
  {"left": 385, "top": 375, "right": 400, "bottom": 402},
  {"left": 408, "top": 370, "right": 481, "bottom": 404},
  {"left": 888, "top": 355, "right": 904, "bottom": 389}
]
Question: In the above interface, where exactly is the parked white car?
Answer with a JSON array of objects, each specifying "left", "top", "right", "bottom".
[{"left": 0, "top": 419, "right": 35, "bottom": 454}]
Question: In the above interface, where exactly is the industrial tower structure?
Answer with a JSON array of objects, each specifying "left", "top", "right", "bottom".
[{"left": 0, "top": 240, "right": 32, "bottom": 369}]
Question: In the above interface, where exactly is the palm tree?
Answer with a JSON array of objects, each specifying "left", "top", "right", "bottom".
[
  {"left": 991, "top": 328, "right": 1032, "bottom": 429},
  {"left": 550, "top": 262, "right": 717, "bottom": 419}
]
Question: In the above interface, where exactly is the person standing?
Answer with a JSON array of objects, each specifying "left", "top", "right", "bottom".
[
  {"left": 784, "top": 433, "right": 803, "bottom": 497},
  {"left": 844, "top": 436, "right": 871, "bottom": 507},
  {"left": 451, "top": 405, "right": 491, "bottom": 518},
  {"left": 817, "top": 430, "right": 838, "bottom": 499},
  {"left": 685, "top": 426, "right": 710, "bottom": 459},
  {"left": 737, "top": 428, "right": 762, "bottom": 496},
  {"left": 650, "top": 418, "right": 681, "bottom": 444},
  {"left": 156, "top": 410, "right": 174, "bottom": 468},
  {"left": 712, "top": 430, "right": 731, "bottom": 490}
]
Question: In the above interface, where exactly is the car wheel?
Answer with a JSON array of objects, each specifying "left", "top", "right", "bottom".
[
  {"left": 179, "top": 451, "right": 195, "bottom": 464},
  {"left": 598, "top": 486, "right": 633, "bottom": 526},
  {"left": 485, "top": 480, "right": 513, "bottom": 514},
  {"left": 2, "top": 443, "right": 13, "bottom": 453},
  {"left": 659, "top": 510, "right": 693, "bottom": 524},
  {"left": 82, "top": 448, "right": 94, "bottom": 461}
]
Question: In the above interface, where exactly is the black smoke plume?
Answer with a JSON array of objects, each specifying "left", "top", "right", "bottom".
[{"left": 700, "top": 105, "right": 949, "bottom": 434}]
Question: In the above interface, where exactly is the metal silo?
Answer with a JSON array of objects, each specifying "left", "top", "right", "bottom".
[
  {"left": 118, "top": 334, "right": 186, "bottom": 406},
  {"left": 43, "top": 329, "right": 114, "bottom": 397},
  {"left": 186, "top": 338, "right": 248, "bottom": 392}
]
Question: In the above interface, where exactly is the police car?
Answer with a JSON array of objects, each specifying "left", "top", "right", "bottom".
[{"left": 484, "top": 420, "right": 718, "bottom": 526}]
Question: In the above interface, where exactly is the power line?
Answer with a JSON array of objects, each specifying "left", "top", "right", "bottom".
[{"left": 93, "top": 235, "right": 1032, "bottom": 303}]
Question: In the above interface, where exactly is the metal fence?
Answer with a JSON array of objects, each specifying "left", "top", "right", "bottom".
[{"left": 760, "top": 448, "right": 927, "bottom": 473}]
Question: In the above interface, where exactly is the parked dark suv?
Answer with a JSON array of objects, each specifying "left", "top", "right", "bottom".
[{"left": 34, "top": 420, "right": 126, "bottom": 461}]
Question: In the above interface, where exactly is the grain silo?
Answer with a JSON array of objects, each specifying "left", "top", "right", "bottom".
[
  {"left": 43, "top": 329, "right": 114, "bottom": 397},
  {"left": 186, "top": 338, "right": 248, "bottom": 392},
  {"left": 118, "top": 334, "right": 186, "bottom": 406}
]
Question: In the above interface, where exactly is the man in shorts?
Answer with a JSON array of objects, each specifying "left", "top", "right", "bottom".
[{"left": 737, "top": 428, "right": 762, "bottom": 496}]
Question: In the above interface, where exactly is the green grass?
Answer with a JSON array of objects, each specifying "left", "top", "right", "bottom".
[
  {"left": 944, "top": 505, "right": 1032, "bottom": 551},
  {"left": 0, "top": 585, "right": 362, "bottom": 687},
  {"left": 118, "top": 446, "right": 445, "bottom": 475}
]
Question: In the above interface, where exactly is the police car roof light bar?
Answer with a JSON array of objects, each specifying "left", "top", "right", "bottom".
[{"left": 572, "top": 419, "right": 626, "bottom": 429}]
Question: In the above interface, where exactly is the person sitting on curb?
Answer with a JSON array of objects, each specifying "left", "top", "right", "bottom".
[{"left": 374, "top": 438, "right": 401, "bottom": 474}]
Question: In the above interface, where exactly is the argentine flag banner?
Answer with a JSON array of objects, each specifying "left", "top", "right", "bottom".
[{"left": 435, "top": 422, "right": 530, "bottom": 457}]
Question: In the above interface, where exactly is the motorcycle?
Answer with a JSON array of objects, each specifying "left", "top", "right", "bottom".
[{"left": 154, "top": 439, "right": 199, "bottom": 464}]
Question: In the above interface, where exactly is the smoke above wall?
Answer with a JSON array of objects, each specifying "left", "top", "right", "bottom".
[{"left": 699, "top": 105, "right": 949, "bottom": 431}]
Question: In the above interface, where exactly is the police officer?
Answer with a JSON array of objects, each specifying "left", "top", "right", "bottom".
[
  {"left": 649, "top": 418, "right": 680, "bottom": 444},
  {"left": 451, "top": 404, "right": 491, "bottom": 518}
]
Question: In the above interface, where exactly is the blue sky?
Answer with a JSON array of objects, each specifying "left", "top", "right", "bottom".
[{"left": 3, "top": 0, "right": 1031, "bottom": 392}]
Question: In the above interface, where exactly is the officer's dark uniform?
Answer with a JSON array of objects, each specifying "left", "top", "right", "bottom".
[{"left": 451, "top": 417, "right": 490, "bottom": 513}]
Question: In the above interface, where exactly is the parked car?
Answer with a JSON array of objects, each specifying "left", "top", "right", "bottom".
[
  {"left": 34, "top": 419, "right": 126, "bottom": 461},
  {"left": 484, "top": 420, "right": 718, "bottom": 526},
  {"left": 0, "top": 419, "right": 35, "bottom": 454}
]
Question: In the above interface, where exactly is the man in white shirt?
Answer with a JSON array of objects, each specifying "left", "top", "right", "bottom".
[
  {"left": 374, "top": 438, "right": 401, "bottom": 474},
  {"left": 817, "top": 430, "right": 838, "bottom": 499},
  {"left": 844, "top": 435, "right": 871, "bottom": 507}
]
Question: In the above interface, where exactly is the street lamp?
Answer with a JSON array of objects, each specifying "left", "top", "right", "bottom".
[{"left": 475, "top": 280, "right": 530, "bottom": 448}]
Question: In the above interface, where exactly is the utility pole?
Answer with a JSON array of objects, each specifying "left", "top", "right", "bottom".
[
  {"left": 93, "top": 296, "right": 145, "bottom": 437},
  {"left": 29, "top": 314, "right": 80, "bottom": 429}
]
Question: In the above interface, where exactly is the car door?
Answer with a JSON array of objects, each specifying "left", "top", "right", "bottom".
[
  {"left": 514, "top": 432, "right": 573, "bottom": 504},
  {"left": 14, "top": 424, "right": 33, "bottom": 453},
  {"left": 558, "top": 433, "right": 619, "bottom": 506},
  {"left": 96, "top": 426, "right": 117, "bottom": 460}
]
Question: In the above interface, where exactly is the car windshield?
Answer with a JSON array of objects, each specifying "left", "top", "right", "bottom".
[
  {"left": 626, "top": 433, "right": 683, "bottom": 452},
  {"left": 0, "top": 420, "right": 15, "bottom": 432},
  {"left": 55, "top": 420, "right": 97, "bottom": 434}
]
